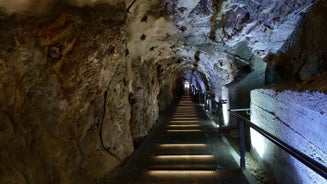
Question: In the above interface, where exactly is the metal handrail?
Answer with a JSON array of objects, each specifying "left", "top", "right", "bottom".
[
  {"left": 229, "top": 110, "right": 327, "bottom": 179},
  {"left": 230, "top": 108, "right": 250, "bottom": 112},
  {"left": 230, "top": 108, "right": 250, "bottom": 115}
]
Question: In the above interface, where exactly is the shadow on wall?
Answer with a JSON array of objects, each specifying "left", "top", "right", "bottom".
[{"left": 224, "top": 55, "right": 267, "bottom": 126}]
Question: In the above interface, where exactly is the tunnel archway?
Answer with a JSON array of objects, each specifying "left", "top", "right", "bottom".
[
  {"left": 0, "top": 0, "right": 326, "bottom": 183},
  {"left": 173, "top": 69, "right": 210, "bottom": 99}
]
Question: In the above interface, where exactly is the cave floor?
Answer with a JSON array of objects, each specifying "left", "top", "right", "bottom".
[{"left": 114, "top": 96, "right": 249, "bottom": 184}]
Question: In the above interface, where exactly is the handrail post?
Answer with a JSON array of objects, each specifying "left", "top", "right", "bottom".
[
  {"left": 208, "top": 99, "right": 212, "bottom": 117},
  {"left": 218, "top": 101, "right": 225, "bottom": 134},
  {"left": 239, "top": 120, "right": 246, "bottom": 169},
  {"left": 230, "top": 110, "right": 327, "bottom": 179}
]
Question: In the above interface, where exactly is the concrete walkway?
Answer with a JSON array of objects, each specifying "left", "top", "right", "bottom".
[{"left": 115, "top": 96, "right": 249, "bottom": 184}]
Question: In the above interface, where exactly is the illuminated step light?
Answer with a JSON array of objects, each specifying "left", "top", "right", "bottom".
[
  {"left": 170, "top": 121, "right": 199, "bottom": 123},
  {"left": 173, "top": 114, "right": 197, "bottom": 116},
  {"left": 169, "top": 124, "right": 200, "bottom": 126},
  {"left": 172, "top": 116, "right": 197, "bottom": 117},
  {"left": 159, "top": 144, "right": 208, "bottom": 148},
  {"left": 172, "top": 117, "right": 198, "bottom": 119},
  {"left": 167, "top": 129, "right": 202, "bottom": 133},
  {"left": 153, "top": 155, "right": 215, "bottom": 160},
  {"left": 172, "top": 115, "right": 197, "bottom": 117},
  {"left": 174, "top": 112, "right": 196, "bottom": 113},
  {"left": 169, "top": 122, "right": 200, "bottom": 124},
  {"left": 170, "top": 123, "right": 200, "bottom": 125},
  {"left": 174, "top": 113, "right": 196, "bottom": 114},
  {"left": 171, "top": 119, "right": 199, "bottom": 121},
  {"left": 172, "top": 116, "right": 197, "bottom": 118},
  {"left": 146, "top": 170, "right": 220, "bottom": 177},
  {"left": 168, "top": 124, "right": 201, "bottom": 128},
  {"left": 153, "top": 155, "right": 214, "bottom": 158},
  {"left": 168, "top": 122, "right": 199, "bottom": 125}
]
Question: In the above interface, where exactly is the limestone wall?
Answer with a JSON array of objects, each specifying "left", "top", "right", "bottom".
[
  {"left": 0, "top": 2, "right": 167, "bottom": 182},
  {"left": 0, "top": 4, "right": 151, "bottom": 183},
  {"left": 129, "top": 60, "right": 160, "bottom": 140},
  {"left": 250, "top": 89, "right": 327, "bottom": 184}
]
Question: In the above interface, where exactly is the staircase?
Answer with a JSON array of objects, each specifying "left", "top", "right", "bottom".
[{"left": 115, "top": 96, "right": 249, "bottom": 184}]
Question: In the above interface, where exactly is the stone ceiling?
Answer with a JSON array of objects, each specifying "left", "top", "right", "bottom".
[
  {"left": 0, "top": 1, "right": 325, "bottom": 183},
  {"left": 125, "top": 0, "right": 317, "bottom": 98},
  {"left": 0, "top": 0, "right": 319, "bottom": 97}
]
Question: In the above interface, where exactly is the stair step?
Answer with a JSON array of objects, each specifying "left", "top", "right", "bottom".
[
  {"left": 148, "top": 165, "right": 218, "bottom": 170},
  {"left": 156, "top": 144, "right": 211, "bottom": 154}
]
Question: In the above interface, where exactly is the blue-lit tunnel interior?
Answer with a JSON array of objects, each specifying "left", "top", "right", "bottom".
[{"left": 0, "top": 0, "right": 326, "bottom": 183}]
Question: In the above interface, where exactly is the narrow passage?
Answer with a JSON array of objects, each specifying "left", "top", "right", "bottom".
[{"left": 115, "top": 96, "right": 249, "bottom": 184}]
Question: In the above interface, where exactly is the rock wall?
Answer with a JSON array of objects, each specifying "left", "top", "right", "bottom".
[
  {"left": 265, "top": 1, "right": 327, "bottom": 82},
  {"left": 218, "top": 0, "right": 315, "bottom": 57},
  {"left": 0, "top": 4, "right": 135, "bottom": 183},
  {"left": 226, "top": 55, "right": 266, "bottom": 127},
  {"left": 129, "top": 59, "right": 160, "bottom": 140},
  {"left": 250, "top": 89, "right": 327, "bottom": 184},
  {"left": 158, "top": 65, "right": 181, "bottom": 109}
]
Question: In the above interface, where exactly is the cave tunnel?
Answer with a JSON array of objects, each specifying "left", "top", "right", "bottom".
[{"left": 0, "top": 0, "right": 326, "bottom": 184}]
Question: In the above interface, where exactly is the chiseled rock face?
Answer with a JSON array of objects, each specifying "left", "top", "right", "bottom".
[
  {"left": 266, "top": 1, "right": 327, "bottom": 82},
  {"left": 218, "top": 0, "right": 314, "bottom": 57},
  {"left": 0, "top": 0, "right": 124, "bottom": 14},
  {"left": 0, "top": 4, "right": 133, "bottom": 183},
  {"left": 129, "top": 60, "right": 160, "bottom": 140}
]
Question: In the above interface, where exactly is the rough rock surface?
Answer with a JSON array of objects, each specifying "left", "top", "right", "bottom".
[
  {"left": 0, "top": 4, "right": 134, "bottom": 183},
  {"left": 0, "top": 0, "right": 326, "bottom": 183},
  {"left": 265, "top": 1, "right": 327, "bottom": 82},
  {"left": 129, "top": 59, "right": 160, "bottom": 140},
  {"left": 251, "top": 89, "right": 327, "bottom": 184}
]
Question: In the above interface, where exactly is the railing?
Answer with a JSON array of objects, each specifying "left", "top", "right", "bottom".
[
  {"left": 197, "top": 92, "right": 226, "bottom": 133},
  {"left": 229, "top": 110, "right": 327, "bottom": 179},
  {"left": 194, "top": 91, "right": 327, "bottom": 179},
  {"left": 230, "top": 108, "right": 250, "bottom": 115}
]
